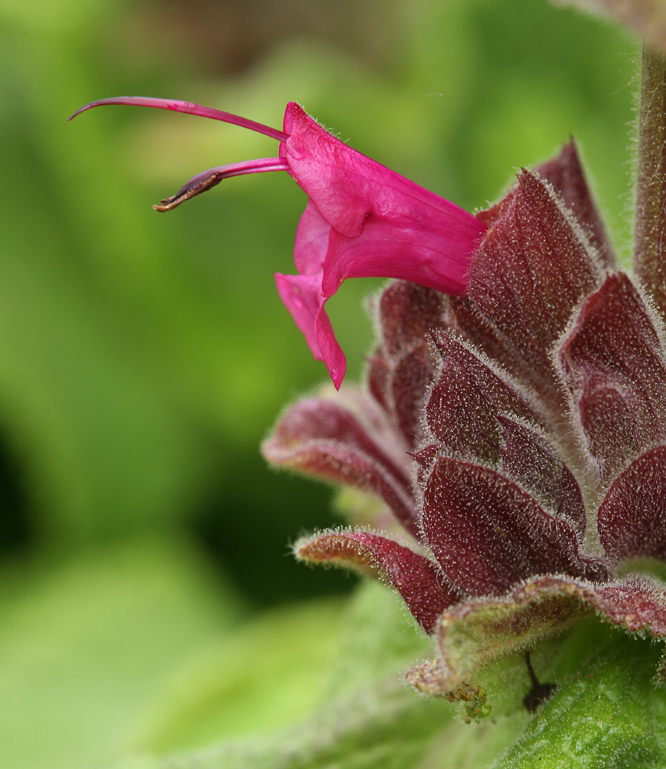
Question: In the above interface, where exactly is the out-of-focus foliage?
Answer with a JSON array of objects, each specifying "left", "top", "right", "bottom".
[
  {"left": 0, "top": 0, "right": 639, "bottom": 767},
  {"left": 554, "top": 0, "right": 666, "bottom": 57},
  {"left": 0, "top": 536, "right": 242, "bottom": 769},
  {"left": 111, "top": 584, "right": 666, "bottom": 769}
]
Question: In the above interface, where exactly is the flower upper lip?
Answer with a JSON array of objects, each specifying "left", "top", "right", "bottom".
[
  {"left": 70, "top": 96, "right": 487, "bottom": 388},
  {"left": 68, "top": 96, "right": 289, "bottom": 141}
]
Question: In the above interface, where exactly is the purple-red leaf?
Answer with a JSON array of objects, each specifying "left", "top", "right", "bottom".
[
  {"left": 374, "top": 281, "right": 448, "bottom": 358},
  {"left": 425, "top": 332, "right": 545, "bottom": 464},
  {"left": 421, "top": 456, "right": 607, "bottom": 596},
  {"left": 447, "top": 295, "right": 514, "bottom": 370},
  {"left": 367, "top": 282, "right": 448, "bottom": 448},
  {"left": 263, "top": 397, "right": 419, "bottom": 536},
  {"left": 422, "top": 334, "right": 586, "bottom": 534},
  {"left": 467, "top": 170, "right": 602, "bottom": 405},
  {"left": 388, "top": 343, "right": 432, "bottom": 448},
  {"left": 367, "top": 353, "right": 391, "bottom": 413},
  {"left": 598, "top": 445, "right": 666, "bottom": 564},
  {"left": 498, "top": 417, "right": 586, "bottom": 537},
  {"left": 559, "top": 272, "right": 666, "bottom": 483},
  {"left": 296, "top": 529, "right": 458, "bottom": 633},
  {"left": 537, "top": 139, "right": 616, "bottom": 270}
]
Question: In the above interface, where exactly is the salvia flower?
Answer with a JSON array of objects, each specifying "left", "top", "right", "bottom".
[
  {"left": 263, "top": 140, "right": 666, "bottom": 701},
  {"left": 69, "top": 97, "right": 487, "bottom": 388},
  {"left": 72, "top": 96, "right": 666, "bottom": 706}
]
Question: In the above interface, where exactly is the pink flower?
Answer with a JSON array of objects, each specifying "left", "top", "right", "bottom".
[{"left": 69, "top": 98, "right": 487, "bottom": 388}]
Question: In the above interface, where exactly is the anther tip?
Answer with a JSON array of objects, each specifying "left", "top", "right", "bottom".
[{"left": 153, "top": 195, "right": 181, "bottom": 212}]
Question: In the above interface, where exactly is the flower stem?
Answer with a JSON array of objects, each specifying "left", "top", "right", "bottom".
[{"left": 634, "top": 45, "right": 666, "bottom": 319}]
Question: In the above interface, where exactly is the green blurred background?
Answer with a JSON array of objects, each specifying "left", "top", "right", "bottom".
[{"left": 0, "top": 0, "right": 637, "bottom": 767}]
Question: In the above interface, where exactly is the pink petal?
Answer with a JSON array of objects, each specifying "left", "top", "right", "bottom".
[
  {"left": 295, "top": 529, "right": 459, "bottom": 633},
  {"left": 293, "top": 200, "right": 330, "bottom": 275},
  {"left": 281, "top": 103, "right": 487, "bottom": 296},
  {"left": 320, "top": 216, "right": 477, "bottom": 298},
  {"left": 274, "top": 271, "right": 346, "bottom": 388}
]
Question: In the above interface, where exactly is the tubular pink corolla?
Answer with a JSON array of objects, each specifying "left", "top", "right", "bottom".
[{"left": 70, "top": 96, "right": 487, "bottom": 388}]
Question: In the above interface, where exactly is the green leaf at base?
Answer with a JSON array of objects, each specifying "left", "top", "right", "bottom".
[{"left": 492, "top": 630, "right": 666, "bottom": 768}]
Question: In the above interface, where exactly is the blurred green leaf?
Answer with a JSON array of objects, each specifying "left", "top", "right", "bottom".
[
  {"left": 122, "top": 580, "right": 440, "bottom": 757},
  {"left": 0, "top": 536, "right": 243, "bottom": 769},
  {"left": 128, "top": 598, "right": 347, "bottom": 752},
  {"left": 553, "top": 0, "right": 666, "bottom": 57},
  {"left": 111, "top": 581, "right": 458, "bottom": 769},
  {"left": 111, "top": 593, "right": 666, "bottom": 769}
]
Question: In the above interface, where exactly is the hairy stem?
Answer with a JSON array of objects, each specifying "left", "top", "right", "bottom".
[{"left": 635, "top": 45, "right": 666, "bottom": 320}]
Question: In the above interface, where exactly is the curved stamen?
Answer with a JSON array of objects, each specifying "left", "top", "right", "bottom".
[
  {"left": 68, "top": 96, "right": 289, "bottom": 142},
  {"left": 154, "top": 157, "right": 289, "bottom": 211}
]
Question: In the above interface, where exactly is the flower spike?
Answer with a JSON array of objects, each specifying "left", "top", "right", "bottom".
[
  {"left": 75, "top": 91, "right": 666, "bottom": 702},
  {"left": 71, "top": 97, "right": 487, "bottom": 387}
]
